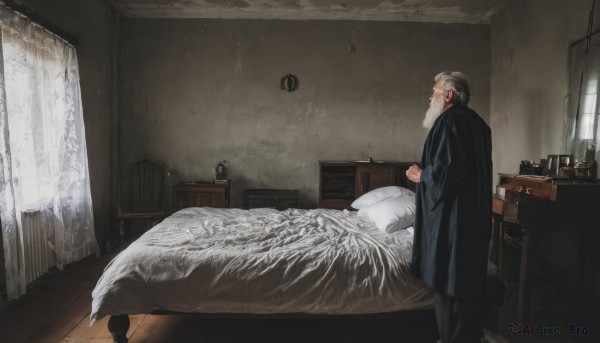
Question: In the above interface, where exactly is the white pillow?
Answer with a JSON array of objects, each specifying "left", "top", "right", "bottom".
[
  {"left": 351, "top": 186, "right": 415, "bottom": 210},
  {"left": 357, "top": 195, "right": 416, "bottom": 233}
]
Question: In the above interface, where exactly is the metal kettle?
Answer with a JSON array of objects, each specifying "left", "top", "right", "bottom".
[{"left": 558, "top": 154, "right": 572, "bottom": 168}]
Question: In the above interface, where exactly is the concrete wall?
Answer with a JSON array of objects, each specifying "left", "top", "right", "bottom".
[
  {"left": 119, "top": 19, "right": 491, "bottom": 210},
  {"left": 17, "top": 0, "right": 118, "bottom": 245},
  {"left": 490, "top": 0, "right": 590, "bottom": 178}
]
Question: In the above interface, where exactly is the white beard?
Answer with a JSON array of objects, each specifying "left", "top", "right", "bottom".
[{"left": 422, "top": 96, "right": 445, "bottom": 130}]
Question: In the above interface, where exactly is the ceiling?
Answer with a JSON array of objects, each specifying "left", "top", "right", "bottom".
[{"left": 108, "top": 0, "right": 510, "bottom": 24}]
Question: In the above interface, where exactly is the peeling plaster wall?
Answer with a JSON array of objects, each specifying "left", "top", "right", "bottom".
[
  {"left": 16, "top": 0, "right": 118, "bottom": 244},
  {"left": 490, "top": 0, "right": 589, "bottom": 178},
  {"left": 119, "top": 18, "right": 490, "bottom": 209}
]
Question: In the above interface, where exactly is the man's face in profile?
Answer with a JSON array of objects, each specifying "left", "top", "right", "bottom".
[{"left": 423, "top": 82, "right": 447, "bottom": 129}]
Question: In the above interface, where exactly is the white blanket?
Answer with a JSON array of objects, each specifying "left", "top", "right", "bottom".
[{"left": 91, "top": 207, "right": 432, "bottom": 322}]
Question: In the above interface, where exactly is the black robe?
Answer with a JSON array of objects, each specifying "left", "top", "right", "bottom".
[{"left": 411, "top": 104, "right": 492, "bottom": 300}]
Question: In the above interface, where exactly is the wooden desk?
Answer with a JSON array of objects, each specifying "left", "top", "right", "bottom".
[
  {"left": 492, "top": 173, "right": 600, "bottom": 323},
  {"left": 172, "top": 181, "right": 230, "bottom": 212}
]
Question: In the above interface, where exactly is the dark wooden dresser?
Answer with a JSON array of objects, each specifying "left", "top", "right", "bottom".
[
  {"left": 492, "top": 173, "right": 600, "bottom": 322},
  {"left": 172, "top": 181, "right": 230, "bottom": 212}
]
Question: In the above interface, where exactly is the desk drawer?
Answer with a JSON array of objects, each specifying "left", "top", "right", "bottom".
[{"left": 499, "top": 176, "right": 555, "bottom": 199}]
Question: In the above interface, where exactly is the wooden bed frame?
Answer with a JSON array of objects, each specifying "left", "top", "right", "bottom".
[{"left": 107, "top": 308, "right": 436, "bottom": 342}]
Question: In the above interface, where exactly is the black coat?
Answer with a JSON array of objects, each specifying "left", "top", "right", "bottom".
[{"left": 411, "top": 104, "right": 492, "bottom": 299}]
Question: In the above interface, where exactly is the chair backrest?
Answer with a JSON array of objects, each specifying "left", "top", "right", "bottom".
[{"left": 128, "top": 159, "right": 164, "bottom": 212}]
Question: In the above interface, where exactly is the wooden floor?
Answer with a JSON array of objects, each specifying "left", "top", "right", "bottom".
[{"left": 0, "top": 243, "right": 598, "bottom": 342}]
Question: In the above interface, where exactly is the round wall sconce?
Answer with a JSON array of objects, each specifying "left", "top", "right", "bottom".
[{"left": 280, "top": 73, "right": 299, "bottom": 92}]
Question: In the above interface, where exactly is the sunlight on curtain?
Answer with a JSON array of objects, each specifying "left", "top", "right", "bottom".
[{"left": 0, "top": 5, "right": 99, "bottom": 300}]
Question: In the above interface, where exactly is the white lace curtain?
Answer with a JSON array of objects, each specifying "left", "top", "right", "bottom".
[{"left": 0, "top": 5, "right": 99, "bottom": 300}]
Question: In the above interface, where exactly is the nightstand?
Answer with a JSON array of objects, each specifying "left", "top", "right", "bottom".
[{"left": 172, "top": 181, "right": 230, "bottom": 212}]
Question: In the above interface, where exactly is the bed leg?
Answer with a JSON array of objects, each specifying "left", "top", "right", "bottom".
[{"left": 108, "top": 314, "right": 130, "bottom": 343}]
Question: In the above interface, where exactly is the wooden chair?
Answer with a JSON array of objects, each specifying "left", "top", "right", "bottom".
[{"left": 117, "top": 159, "right": 165, "bottom": 238}]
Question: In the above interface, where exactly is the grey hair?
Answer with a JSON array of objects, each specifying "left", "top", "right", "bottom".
[{"left": 434, "top": 71, "right": 470, "bottom": 105}]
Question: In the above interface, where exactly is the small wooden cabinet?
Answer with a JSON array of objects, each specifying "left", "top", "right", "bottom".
[
  {"left": 172, "top": 181, "right": 230, "bottom": 212},
  {"left": 319, "top": 161, "right": 416, "bottom": 210}
]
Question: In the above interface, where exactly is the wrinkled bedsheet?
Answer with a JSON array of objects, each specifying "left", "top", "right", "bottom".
[{"left": 91, "top": 207, "right": 432, "bottom": 322}]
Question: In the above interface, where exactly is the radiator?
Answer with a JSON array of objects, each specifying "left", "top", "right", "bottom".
[{"left": 21, "top": 210, "right": 56, "bottom": 285}]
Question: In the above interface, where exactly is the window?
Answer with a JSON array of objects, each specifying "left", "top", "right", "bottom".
[
  {"left": 0, "top": 4, "right": 98, "bottom": 300},
  {"left": 566, "top": 33, "right": 600, "bottom": 168}
]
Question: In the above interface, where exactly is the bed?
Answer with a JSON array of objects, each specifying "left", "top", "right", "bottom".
[{"left": 91, "top": 188, "right": 434, "bottom": 342}]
